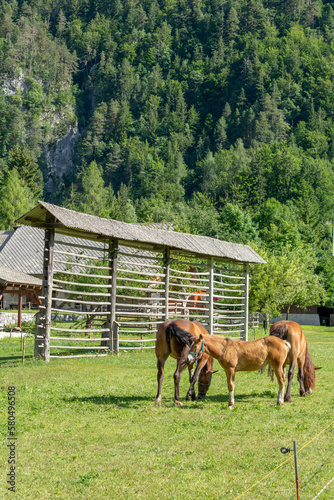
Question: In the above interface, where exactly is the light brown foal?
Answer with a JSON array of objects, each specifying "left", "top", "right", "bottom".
[{"left": 188, "top": 333, "right": 291, "bottom": 408}]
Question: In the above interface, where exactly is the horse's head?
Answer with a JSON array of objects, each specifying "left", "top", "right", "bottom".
[
  {"left": 189, "top": 333, "right": 205, "bottom": 360},
  {"left": 198, "top": 356, "right": 218, "bottom": 399}
]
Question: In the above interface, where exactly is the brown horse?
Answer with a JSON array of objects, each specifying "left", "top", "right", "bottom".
[
  {"left": 270, "top": 320, "right": 320, "bottom": 402},
  {"left": 155, "top": 319, "right": 215, "bottom": 406},
  {"left": 187, "top": 333, "right": 291, "bottom": 408}
]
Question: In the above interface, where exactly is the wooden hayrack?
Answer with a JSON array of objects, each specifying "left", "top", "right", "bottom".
[{"left": 16, "top": 202, "right": 265, "bottom": 361}]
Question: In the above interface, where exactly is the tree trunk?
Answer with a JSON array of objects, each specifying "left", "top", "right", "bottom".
[{"left": 263, "top": 312, "right": 270, "bottom": 335}]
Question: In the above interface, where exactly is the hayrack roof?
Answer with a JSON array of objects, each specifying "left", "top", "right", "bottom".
[
  {"left": 16, "top": 201, "right": 266, "bottom": 265},
  {"left": 0, "top": 264, "right": 42, "bottom": 287}
]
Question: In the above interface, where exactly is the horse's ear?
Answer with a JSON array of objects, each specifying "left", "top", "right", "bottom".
[
  {"left": 314, "top": 366, "right": 322, "bottom": 370},
  {"left": 190, "top": 334, "right": 200, "bottom": 342},
  {"left": 209, "top": 370, "right": 218, "bottom": 375}
]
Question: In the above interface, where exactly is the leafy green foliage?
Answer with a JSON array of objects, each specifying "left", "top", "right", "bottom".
[{"left": 1, "top": 0, "right": 334, "bottom": 310}]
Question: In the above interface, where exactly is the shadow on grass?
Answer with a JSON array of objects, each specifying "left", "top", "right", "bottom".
[
  {"left": 202, "top": 389, "right": 274, "bottom": 403},
  {"left": 0, "top": 355, "right": 34, "bottom": 366},
  {"left": 65, "top": 394, "right": 153, "bottom": 407},
  {"left": 64, "top": 389, "right": 275, "bottom": 408}
]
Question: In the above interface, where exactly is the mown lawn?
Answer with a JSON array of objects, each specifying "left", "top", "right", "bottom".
[{"left": 1, "top": 326, "right": 334, "bottom": 499}]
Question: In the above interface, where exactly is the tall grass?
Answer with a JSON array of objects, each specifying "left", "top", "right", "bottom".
[{"left": 1, "top": 326, "right": 334, "bottom": 499}]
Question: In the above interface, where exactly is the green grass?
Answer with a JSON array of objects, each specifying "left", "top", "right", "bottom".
[{"left": 1, "top": 326, "right": 334, "bottom": 499}]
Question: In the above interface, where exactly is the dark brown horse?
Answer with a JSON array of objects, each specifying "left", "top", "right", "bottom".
[
  {"left": 187, "top": 332, "right": 291, "bottom": 408},
  {"left": 155, "top": 319, "right": 215, "bottom": 406},
  {"left": 270, "top": 320, "right": 320, "bottom": 402}
]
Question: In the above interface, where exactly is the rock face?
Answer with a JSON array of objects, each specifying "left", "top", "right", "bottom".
[
  {"left": 44, "top": 125, "right": 80, "bottom": 194},
  {"left": 2, "top": 69, "right": 79, "bottom": 195},
  {"left": 2, "top": 69, "right": 27, "bottom": 95}
]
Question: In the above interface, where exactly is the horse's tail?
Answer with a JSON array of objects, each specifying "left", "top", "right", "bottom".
[
  {"left": 270, "top": 323, "right": 289, "bottom": 340},
  {"left": 303, "top": 344, "right": 316, "bottom": 391},
  {"left": 165, "top": 322, "right": 193, "bottom": 347}
]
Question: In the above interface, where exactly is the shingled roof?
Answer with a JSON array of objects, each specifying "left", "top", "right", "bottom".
[
  {"left": 16, "top": 202, "right": 265, "bottom": 265},
  {"left": 0, "top": 264, "right": 42, "bottom": 287},
  {"left": 0, "top": 226, "right": 44, "bottom": 276}
]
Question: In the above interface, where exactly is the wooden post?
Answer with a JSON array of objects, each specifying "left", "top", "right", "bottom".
[
  {"left": 36, "top": 218, "right": 55, "bottom": 362},
  {"left": 22, "top": 336, "right": 26, "bottom": 364},
  {"left": 207, "top": 258, "right": 214, "bottom": 334},
  {"left": 243, "top": 263, "right": 249, "bottom": 341},
  {"left": 113, "top": 321, "right": 120, "bottom": 355},
  {"left": 18, "top": 287, "right": 22, "bottom": 329},
  {"left": 164, "top": 247, "right": 170, "bottom": 321},
  {"left": 108, "top": 239, "right": 118, "bottom": 353}
]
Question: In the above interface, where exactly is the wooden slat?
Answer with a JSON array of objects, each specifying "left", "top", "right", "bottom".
[
  {"left": 115, "top": 302, "right": 165, "bottom": 309},
  {"left": 53, "top": 289, "right": 111, "bottom": 297},
  {"left": 118, "top": 346, "right": 155, "bottom": 350},
  {"left": 117, "top": 320, "right": 162, "bottom": 326},
  {"left": 50, "top": 354, "right": 109, "bottom": 358},
  {"left": 118, "top": 338, "right": 155, "bottom": 343},
  {"left": 54, "top": 258, "right": 111, "bottom": 271},
  {"left": 55, "top": 239, "right": 107, "bottom": 252},
  {"left": 116, "top": 276, "right": 166, "bottom": 285},
  {"left": 116, "top": 285, "right": 164, "bottom": 293},
  {"left": 169, "top": 290, "right": 208, "bottom": 297},
  {"left": 115, "top": 294, "right": 164, "bottom": 301},
  {"left": 53, "top": 297, "right": 110, "bottom": 306},
  {"left": 118, "top": 252, "right": 163, "bottom": 261},
  {"left": 114, "top": 311, "right": 164, "bottom": 317},
  {"left": 54, "top": 249, "right": 105, "bottom": 261},
  {"left": 50, "top": 337, "right": 108, "bottom": 341},
  {"left": 50, "top": 307, "right": 110, "bottom": 315},
  {"left": 117, "top": 268, "right": 166, "bottom": 278},
  {"left": 169, "top": 281, "right": 209, "bottom": 290},
  {"left": 50, "top": 345, "right": 109, "bottom": 350},
  {"left": 53, "top": 278, "right": 111, "bottom": 288},
  {"left": 56, "top": 269, "right": 110, "bottom": 279},
  {"left": 50, "top": 327, "right": 110, "bottom": 333}
]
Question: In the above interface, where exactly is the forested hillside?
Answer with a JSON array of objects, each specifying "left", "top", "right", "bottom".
[{"left": 1, "top": 0, "right": 334, "bottom": 313}]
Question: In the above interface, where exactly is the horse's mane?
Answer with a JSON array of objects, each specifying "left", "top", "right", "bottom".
[
  {"left": 270, "top": 324, "right": 289, "bottom": 340},
  {"left": 165, "top": 322, "right": 193, "bottom": 347}
]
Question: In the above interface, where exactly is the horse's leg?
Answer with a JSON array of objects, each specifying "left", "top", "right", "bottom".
[
  {"left": 225, "top": 367, "right": 235, "bottom": 409},
  {"left": 174, "top": 348, "right": 189, "bottom": 406},
  {"left": 186, "top": 364, "right": 196, "bottom": 401},
  {"left": 284, "top": 357, "right": 297, "bottom": 402},
  {"left": 185, "top": 356, "right": 208, "bottom": 401},
  {"left": 273, "top": 364, "right": 285, "bottom": 406},
  {"left": 155, "top": 355, "right": 168, "bottom": 406}
]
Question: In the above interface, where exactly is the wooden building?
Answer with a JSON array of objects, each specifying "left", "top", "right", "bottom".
[
  {"left": 0, "top": 265, "right": 42, "bottom": 328},
  {"left": 17, "top": 202, "right": 265, "bottom": 361}
]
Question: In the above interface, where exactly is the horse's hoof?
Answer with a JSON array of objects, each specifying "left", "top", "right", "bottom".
[
  {"left": 300, "top": 391, "right": 306, "bottom": 397},
  {"left": 155, "top": 399, "right": 161, "bottom": 406},
  {"left": 284, "top": 395, "right": 292, "bottom": 403},
  {"left": 228, "top": 405, "right": 234, "bottom": 410},
  {"left": 191, "top": 393, "right": 197, "bottom": 401},
  {"left": 174, "top": 400, "right": 183, "bottom": 407},
  {"left": 185, "top": 395, "right": 191, "bottom": 401}
]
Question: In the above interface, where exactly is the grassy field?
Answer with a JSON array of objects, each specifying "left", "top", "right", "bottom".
[{"left": 1, "top": 325, "right": 334, "bottom": 499}]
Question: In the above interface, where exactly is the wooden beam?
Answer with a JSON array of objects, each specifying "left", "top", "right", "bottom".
[
  {"left": 18, "top": 287, "right": 22, "bottom": 329},
  {"left": 243, "top": 263, "right": 249, "bottom": 341},
  {"left": 164, "top": 247, "right": 170, "bottom": 321}
]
